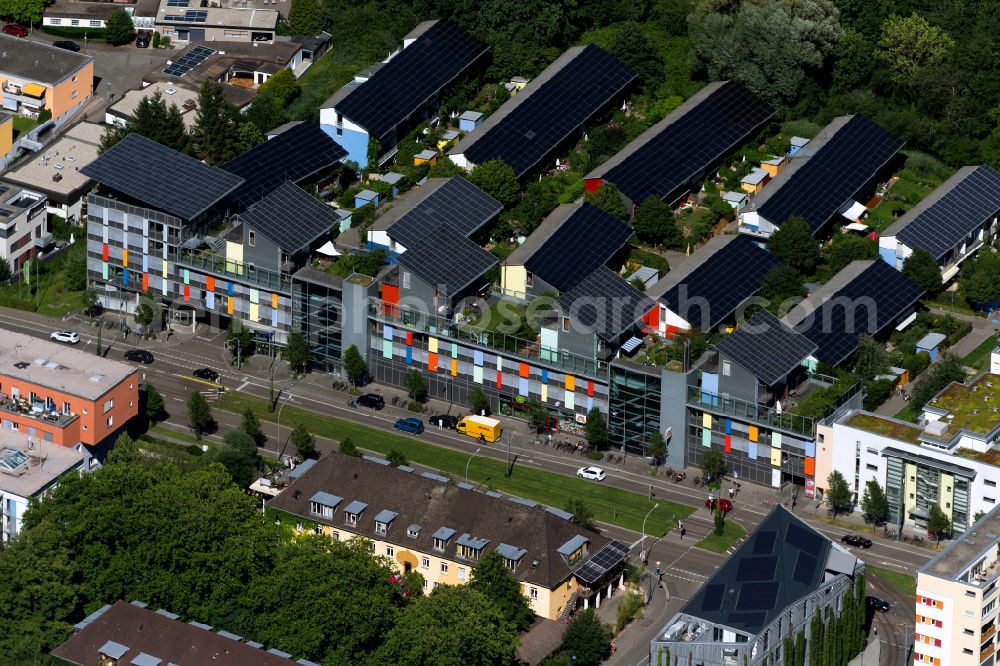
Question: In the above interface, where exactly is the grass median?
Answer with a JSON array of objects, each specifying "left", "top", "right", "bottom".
[
  {"left": 215, "top": 391, "right": 693, "bottom": 535},
  {"left": 696, "top": 519, "right": 746, "bottom": 553},
  {"left": 868, "top": 564, "right": 916, "bottom": 597}
]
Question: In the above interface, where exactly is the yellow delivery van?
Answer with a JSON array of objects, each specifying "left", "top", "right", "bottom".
[{"left": 456, "top": 415, "right": 502, "bottom": 443}]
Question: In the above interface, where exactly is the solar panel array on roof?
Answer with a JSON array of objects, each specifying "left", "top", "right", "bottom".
[
  {"left": 396, "top": 227, "right": 498, "bottom": 296},
  {"left": 573, "top": 539, "right": 630, "bottom": 585},
  {"left": 715, "top": 310, "right": 817, "bottom": 386},
  {"left": 523, "top": 204, "right": 633, "bottom": 292},
  {"left": 458, "top": 45, "right": 636, "bottom": 177},
  {"left": 333, "top": 21, "right": 488, "bottom": 139},
  {"left": 793, "top": 261, "right": 923, "bottom": 366},
  {"left": 81, "top": 133, "right": 243, "bottom": 221},
  {"left": 756, "top": 115, "right": 903, "bottom": 235},
  {"left": 557, "top": 266, "right": 655, "bottom": 341},
  {"left": 894, "top": 165, "right": 1000, "bottom": 260},
  {"left": 681, "top": 507, "right": 839, "bottom": 635},
  {"left": 163, "top": 45, "right": 214, "bottom": 76},
  {"left": 388, "top": 176, "right": 502, "bottom": 249},
  {"left": 239, "top": 182, "right": 343, "bottom": 253},
  {"left": 223, "top": 122, "right": 348, "bottom": 208},
  {"left": 597, "top": 81, "right": 774, "bottom": 204},
  {"left": 659, "top": 235, "right": 780, "bottom": 331}
]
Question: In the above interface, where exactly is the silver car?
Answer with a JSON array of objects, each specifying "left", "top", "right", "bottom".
[{"left": 50, "top": 330, "right": 80, "bottom": 344}]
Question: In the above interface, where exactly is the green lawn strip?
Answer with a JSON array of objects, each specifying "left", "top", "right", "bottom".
[
  {"left": 868, "top": 564, "right": 916, "bottom": 597},
  {"left": 962, "top": 335, "right": 998, "bottom": 370},
  {"left": 36, "top": 289, "right": 85, "bottom": 318},
  {"left": 696, "top": 519, "right": 746, "bottom": 553},
  {"left": 215, "top": 391, "right": 692, "bottom": 534},
  {"left": 150, "top": 424, "right": 204, "bottom": 446}
]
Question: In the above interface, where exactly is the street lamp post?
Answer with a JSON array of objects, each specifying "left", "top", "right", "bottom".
[
  {"left": 276, "top": 393, "right": 293, "bottom": 461},
  {"left": 465, "top": 448, "right": 481, "bottom": 484},
  {"left": 640, "top": 503, "right": 659, "bottom": 564}
]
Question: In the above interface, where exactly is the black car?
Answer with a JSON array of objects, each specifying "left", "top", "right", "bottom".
[
  {"left": 356, "top": 393, "right": 384, "bottom": 410},
  {"left": 428, "top": 414, "right": 458, "bottom": 429},
  {"left": 193, "top": 368, "right": 219, "bottom": 382},
  {"left": 124, "top": 349, "right": 154, "bottom": 364},
  {"left": 52, "top": 40, "right": 80, "bottom": 51},
  {"left": 135, "top": 32, "right": 151, "bottom": 48},
  {"left": 841, "top": 534, "right": 873, "bottom": 549},
  {"left": 866, "top": 596, "right": 890, "bottom": 612}
]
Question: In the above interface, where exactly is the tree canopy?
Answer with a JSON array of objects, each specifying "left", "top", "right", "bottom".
[
  {"left": 190, "top": 82, "right": 242, "bottom": 164},
  {"left": 584, "top": 182, "right": 629, "bottom": 222},
  {"left": 468, "top": 551, "right": 535, "bottom": 631},
  {"left": 860, "top": 478, "right": 888, "bottom": 525},
  {"left": 205, "top": 429, "right": 261, "bottom": 488},
  {"left": 768, "top": 217, "right": 821, "bottom": 276},
  {"left": 902, "top": 248, "right": 941, "bottom": 294},
  {"left": 106, "top": 8, "right": 136, "bottom": 45},
  {"left": 826, "top": 470, "right": 853, "bottom": 515},
  {"left": 960, "top": 249, "right": 1000, "bottom": 307},
  {"left": 99, "top": 91, "right": 188, "bottom": 154},
  {"left": 469, "top": 159, "right": 520, "bottom": 208},
  {"left": 633, "top": 197, "right": 681, "bottom": 248},
  {"left": 584, "top": 407, "right": 608, "bottom": 446}
]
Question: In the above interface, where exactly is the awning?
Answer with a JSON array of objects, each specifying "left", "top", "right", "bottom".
[
  {"left": 839, "top": 200, "right": 867, "bottom": 221},
  {"left": 21, "top": 83, "right": 45, "bottom": 98},
  {"left": 843, "top": 222, "right": 868, "bottom": 232},
  {"left": 316, "top": 240, "right": 340, "bottom": 257}
]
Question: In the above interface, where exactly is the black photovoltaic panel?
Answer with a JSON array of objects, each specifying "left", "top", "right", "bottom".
[
  {"left": 757, "top": 115, "right": 903, "bottom": 235},
  {"left": 388, "top": 176, "right": 502, "bottom": 249},
  {"left": 334, "top": 21, "right": 488, "bottom": 139},
  {"left": 716, "top": 310, "right": 817, "bottom": 386},
  {"left": 575, "top": 539, "right": 631, "bottom": 584},
  {"left": 701, "top": 584, "right": 725, "bottom": 612},
  {"left": 737, "top": 583, "right": 779, "bottom": 610},
  {"left": 396, "top": 226, "right": 497, "bottom": 296},
  {"left": 524, "top": 204, "right": 633, "bottom": 292},
  {"left": 223, "top": 122, "right": 348, "bottom": 208},
  {"left": 735, "top": 556, "right": 777, "bottom": 582},
  {"left": 796, "top": 261, "right": 923, "bottom": 366},
  {"left": 557, "top": 266, "right": 656, "bottom": 341},
  {"left": 163, "top": 45, "right": 214, "bottom": 76},
  {"left": 164, "top": 9, "right": 207, "bottom": 21},
  {"left": 793, "top": 553, "right": 819, "bottom": 585},
  {"left": 81, "top": 133, "right": 243, "bottom": 220},
  {"left": 239, "top": 182, "right": 342, "bottom": 253},
  {"left": 462, "top": 45, "right": 636, "bottom": 177},
  {"left": 660, "top": 235, "right": 780, "bottom": 331},
  {"left": 752, "top": 530, "right": 777, "bottom": 555},
  {"left": 601, "top": 82, "right": 774, "bottom": 204},
  {"left": 785, "top": 521, "right": 823, "bottom": 557},
  {"left": 896, "top": 165, "right": 1000, "bottom": 260},
  {"left": 166, "top": 0, "right": 188, "bottom": 6}
]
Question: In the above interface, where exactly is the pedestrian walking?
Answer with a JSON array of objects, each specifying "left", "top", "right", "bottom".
[{"left": 728, "top": 487, "right": 735, "bottom": 500}]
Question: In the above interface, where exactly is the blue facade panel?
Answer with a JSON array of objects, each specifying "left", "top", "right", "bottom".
[
  {"left": 879, "top": 245, "right": 896, "bottom": 267},
  {"left": 321, "top": 123, "right": 370, "bottom": 168}
]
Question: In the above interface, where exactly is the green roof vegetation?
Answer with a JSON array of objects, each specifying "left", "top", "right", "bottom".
[
  {"left": 927, "top": 374, "right": 1000, "bottom": 435},
  {"left": 954, "top": 448, "right": 1000, "bottom": 465},
  {"left": 844, "top": 413, "right": 923, "bottom": 444}
]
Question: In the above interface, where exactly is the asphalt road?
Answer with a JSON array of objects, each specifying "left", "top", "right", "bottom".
[{"left": 3, "top": 308, "right": 932, "bottom": 664}]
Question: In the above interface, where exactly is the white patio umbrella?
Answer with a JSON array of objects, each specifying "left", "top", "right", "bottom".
[{"left": 316, "top": 241, "right": 341, "bottom": 257}]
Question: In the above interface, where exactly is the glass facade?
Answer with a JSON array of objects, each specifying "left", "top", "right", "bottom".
[
  {"left": 609, "top": 364, "right": 661, "bottom": 453},
  {"left": 291, "top": 276, "right": 343, "bottom": 373}
]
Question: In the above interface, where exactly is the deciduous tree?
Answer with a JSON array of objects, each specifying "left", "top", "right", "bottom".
[
  {"left": 559, "top": 608, "right": 611, "bottom": 666},
  {"left": 565, "top": 497, "right": 596, "bottom": 530},
  {"left": 288, "top": 0, "right": 325, "bottom": 36},
  {"left": 468, "top": 551, "right": 535, "bottom": 631},
  {"left": 701, "top": 448, "right": 726, "bottom": 480},
  {"left": 142, "top": 384, "right": 165, "bottom": 422},
  {"left": 469, "top": 159, "right": 520, "bottom": 208},
  {"left": 826, "top": 470, "right": 853, "bottom": 515},
  {"left": 106, "top": 8, "right": 136, "bottom": 45},
  {"left": 584, "top": 182, "right": 628, "bottom": 222},
  {"left": 902, "top": 247, "right": 941, "bottom": 294},
  {"left": 285, "top": 329, "right": 310, "bottom": 374},
  {"left": 205, "top": 429, "right": 260, "bottom": 487},
  {"left": 928, "top": 502, "right": 951, "bottom": 542},
  {"left": 634, "top": 197, "right": 681, "bottom": 248},
  {"left": 386, "top": 448, "right": 407, "bottom": 467},
  {"left": 343, "top": 344, "right": 368, "bottom": 386},
  {"left": 404, "top": 370, "right": 427, "bottom": 402},
  {"left": 877, "top": 13, "right": 954, "bottom": 94},
  {"left": 854, "top": 335, "right": 890, "bottom": 381},
  {"left": 767, "top": 216, "right": 820, "bottom": 275},
  {"left": 187, "top": 391, "right": 213, "bottom": 439},
  {"left": 584, "top": 407, "right": 608, "bottom": 447},
  {"left": 860, "top": 478, "right": 889, "bottom": 525},
  {"left": 290, "top": 423, "right": 316, "bottom": 459},
  {"left": 610, "top": 22, "right": 660, "bottom": 91}
]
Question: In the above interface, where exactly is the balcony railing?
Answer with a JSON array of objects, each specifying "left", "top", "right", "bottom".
[
  {"left": 982, "top": 624, "right": 996, "bottom": 643},
  {"left": 177, "top": 248, "right": 291, "bottom": 292},
  {"left": 981, "top": 641, "right": 996, "bottom": 663},
  {"left": 688, "top": 385, "right": 817, "bottom": 437},
  {"left": 370, "top": 297, "right": 607, "bottom": 378},
  {"left": 0, "top": 398, "right": 78, "bottom": 429}
]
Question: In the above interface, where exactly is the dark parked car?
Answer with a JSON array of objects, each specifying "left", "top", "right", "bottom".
[
  {"left": 841, "top": 534, "right": 873, "bottom": 549},
  {"left": 123, "top": 349, "right": 154, "bottom": 364},
  {"left": 394, "top": 418, "right": 424, "bottom": 434},
  {"left": 193, "top": 368, "right": 219, "bottom": 381},
  {"left": 52, "top": 40, "right": 80, "bottom": 51},
  {"left": 428, "top": 414, "right": 458, "bottom": 429},
  {"left": 2, "top": 24, "right": 27, "bottom": 37},
  {"left": 866, "top": 596, "right": 890, "bottom": 612},
  {"left": 136, "top": 31, "right": 151, "bottom": 48},
  {"left": 356, "top": 393, "right": 384, "bottom": 410}
]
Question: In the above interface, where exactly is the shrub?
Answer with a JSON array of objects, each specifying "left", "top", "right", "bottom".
[
  {"left": 407, "top": 401, "right": 423, "bottom": 412},
  {"left": 614, "top": 590, "right": 645, "bottom": 633},
  {"left": 152, "top": 31, "right": 160, "bottom": 48},
  {"left": 863, "top": 378, "right": 897, "bottom": 411}
]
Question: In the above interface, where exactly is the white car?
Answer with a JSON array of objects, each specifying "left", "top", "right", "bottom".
[
  {"left": 50, "top": 330, "right": 80, "bottom": 344},
  {"left": 577, "top": 466, "right": 606, "bottom": 482}
]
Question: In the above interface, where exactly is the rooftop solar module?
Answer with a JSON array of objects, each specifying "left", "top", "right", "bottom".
[
  {"left": 557, "top": 266, "right": 656, "bottom": 341},
  {"left": 681, "top": 507, "right": 840, "bottom": 636},
  {"left": 891, "top": 165, "right": 1000, "bottom": 260},
  {"left": 655, "top": 235, "right": 780, "bottom": 331},
  {"left": 223, "top": 122, "right": 347, "bottom": 208},
  {"left": 592, "top": 81, "right": 774, "bottom": 204},
  {"left": 386, "top": 176, "right": 502, "bottom": 249},
  {"left": 755, "top": 115, "right": 903, "bottom": 235},
  {"left": 791, "top": 260, "right": 923, "bottom": 366},
  {"left": 239, "top": 182, "right": 343, "bottom": 253},
  {"left": 521, "top": 203, "right": 633, "bottom": 292},
  {"left": 163, "top": 45, "right": 214, "bottom": 76},
  {"left": 396, "top": 226, "right": 498, "bottom": 296},
  {"left": 332, "top": 20, "right": 488, "bottom": 139},
  {"left": 715, "top": 310, "right": 817, "bottom": 386},
  {"left": 453, "top": 45, "right": 636, "bottom": 178},
  {"left": 81, "top": 133, "right": 243, "bottom": 221},
  {"left": 574, "top": 540, "right": 631, "bottom": 585}
]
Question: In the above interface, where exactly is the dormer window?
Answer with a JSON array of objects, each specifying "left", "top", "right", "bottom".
[
  {"left": 373, "top": 509, "right": 398, "bottom": 537},
  {"left": 407, "top": 524, "right": 421, "bottom": 538},
  {"left": 456, "top": 533, "right": 489, "bottom": 561},
  {"left": 432, "top": 527, "right": 456, "bottom": 552},
  {"left": 557, "top": 535, "right": 590, "bottom": 566},
  {"left": 308, "top": 491, "right": 342, "bottom": 520},
  {"left": 343, "top": 500, "right": 368, "bottom": 528},
  {"left": 497, "top": 543, "right": 527, "bottom": 572}
]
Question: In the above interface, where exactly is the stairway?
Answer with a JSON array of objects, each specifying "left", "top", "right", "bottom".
[{"left": 559, "top": 591, "right": 579, "bottom": 622}]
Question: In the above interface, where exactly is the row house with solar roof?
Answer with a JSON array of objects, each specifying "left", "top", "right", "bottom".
[
  {"left": 319, "top": 20, "right": 490, "bottom": 168},
  {"left": 82, "top": 125, "right": 353, "bottom": 369}
]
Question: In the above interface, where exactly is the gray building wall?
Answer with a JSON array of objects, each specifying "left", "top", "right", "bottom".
[
  {"left": 244, "top": 225, "right": 283, "bottom": 274},
  {"left": 660, "top": 368, "right": 690, "bottom": 470},
  {"left": 718, "top": 352, "right": 760, "bottom": 404},
  {"left": 397, "top": 269, "right": 441, "bottom": 315},
  {"left": 340, "top": 277, "right": 374, "bottom": 365}
]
